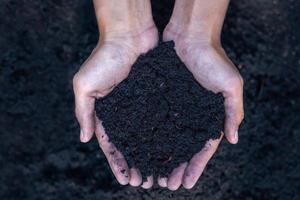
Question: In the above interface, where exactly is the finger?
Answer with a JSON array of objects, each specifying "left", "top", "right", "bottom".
[
  {"left": 95, "top": 116, "right": 130, "bottom": 185},
  {"left": 74, "top": 91, "right": 95, "bottom": 143},
  {"left": 167, "top": 162, "right": 188, "bottom": 191},
  {"left": 129, "top": 168, "right": 142, "bottom": 187},
  {"left": 141, "top": 176, "right": 153, "bottom": 189},
  {"left": 182, "top": 133, "right": 223, "bottom": 189},
  {"left": 157, "top": 176, "right": 168, "bottom": 188},
  {"left": 223, "top": 88, "right": 244, "bottom": 144}
]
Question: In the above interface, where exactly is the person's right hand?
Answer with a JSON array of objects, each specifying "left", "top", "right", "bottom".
[
  {"left": 73, "top": 25, "right": 158, "bottom": 187},
  {"left": 156, "top": 22, "right": 244, "bottom": 190}
]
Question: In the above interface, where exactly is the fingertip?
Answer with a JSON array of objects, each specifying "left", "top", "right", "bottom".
[
  {"left": 167, "top": 184, "right": 180, "bottom": 191},
  {"left": 226, "top": 137, "right": 238, "bottom": 144},
  {"left": 167, "top": 162, "right": 188, "bottom": 191},
  {"left": 225, "top": 130, "right": 238, "bottom": 144},
  {"left": 141, "top": 176, "right": 153, "bottom": 189},
  {"left": 157, "top": 177, "right": 168, "bottom": 188},
  {"left": 129, "top": 168, "right": 142, "bottom": 187},
  {"left": 118, "top": 178, "right": 129, "bottom": 185},
  {"left": 74, "top": 95, "right": 96, "bottom": 142},
  {"left": 182, "top": 171, "right": 196, "bottom": 190},
  {"left": 224, "top": 119, "right": 239, "bottom": 144},
  {"left": 80, "top": 129, "right": 93, "bottom": 143},
  {"left": 182, "top": 182, "right": 194, "bottom": 190},
  {"left": 182, "top": 138, "right": 222, "bottom": 190},
  {"left": 116, "top": 167, "right": 130, "bottom": 185},
  {"left": 103, "top": 147, "right": 130, "bottom": 186}
]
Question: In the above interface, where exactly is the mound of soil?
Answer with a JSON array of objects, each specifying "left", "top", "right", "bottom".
[
  {"left": 96, "top": 42, "right": 224, "bottom": 178},
  {"left": 1, "top": 0, "right": 300, "bottom": 199}
]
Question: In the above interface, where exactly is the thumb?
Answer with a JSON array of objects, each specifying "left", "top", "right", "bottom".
[
  {"left": 223, "top": 91, "right": 244, "bottom": 144},
  {"left": 75, "top": 93, "right": 96, "bottom": 143}
]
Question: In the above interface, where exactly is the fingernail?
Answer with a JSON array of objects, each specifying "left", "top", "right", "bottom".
[
  {"left": 80, "top": 130, "right": 88, "bottom": 143},
  {"left": 234, "top": 131, "right": 239, "bottom": 143}
]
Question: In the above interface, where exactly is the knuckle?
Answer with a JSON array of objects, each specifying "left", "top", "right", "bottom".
[
  {"left": 72, "top": 73, "right": 80, "bottom": 87},
  {"left": 73, "top": 72, "right": 95, "bottom": 95},
  {"left": 73, "top": 73, "right": 85, "bottom": 92},
  {"left": 226, "top": 75, "right": 244, "bottom": 94}
]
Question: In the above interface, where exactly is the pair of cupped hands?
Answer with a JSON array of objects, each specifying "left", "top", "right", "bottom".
[{"left": 73, "top": 24, "right": 244, "bottom": 190}]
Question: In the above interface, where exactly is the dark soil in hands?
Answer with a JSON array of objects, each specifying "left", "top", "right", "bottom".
[
  {"left": 1, "top": 0, "right": 300, "bottom": 199},
  {"left": 96, "top": 42, "right": 224, "bottom": 178}
]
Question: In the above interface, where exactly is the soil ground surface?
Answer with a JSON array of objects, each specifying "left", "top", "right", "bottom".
[
  {"left": 0, "top": 0, "right": 300, "bottom": 199},
  {"left": 96, "top": 42, "right": 224, "bottom": 178}
]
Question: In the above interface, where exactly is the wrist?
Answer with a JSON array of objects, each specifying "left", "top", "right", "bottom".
[
  {"left": 96, "top": 23, "right": 159, "bottom": 57},
  {"left": 164, "top": 0, "right": 229, "bottom": 47},
  {"left": 93, "top": 0, "right": 155, "bottom": 41},
  {"left": 164, "top": 21, "right": 221, "bottom": 47},
  {"left": 100, "top": 20, "right": 157, "bottom": 42}
]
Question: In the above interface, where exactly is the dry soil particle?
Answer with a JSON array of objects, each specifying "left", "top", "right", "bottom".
[{"left": 95, "top": 42, "right": 225, "bottom": 179}]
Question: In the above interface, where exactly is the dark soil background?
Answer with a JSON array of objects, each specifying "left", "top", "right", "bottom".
[
  {"left": 96, "top": 42, "right": 224, "bottom": 178},
  {"left": 0, "top": 0, "right": 299, "bottom": 199}
]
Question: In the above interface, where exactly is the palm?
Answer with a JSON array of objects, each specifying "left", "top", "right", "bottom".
[
  {"left": 73, "top": 26, "right": 159, "bottom": 188},
  {"left": 176, "top": 41, "right": 244, "bottom": 143},
  {"left": 158, "top": 30, "right": 244, "bottom": 190},
  {"left": 73, "top": 41, "right": 141, "bottom": 185},
  {"left": 74, "top": 42, "right": 137, "bottom": 99},
  {"left": 176, "top": 42, "right": 242, "bottom": 95}
]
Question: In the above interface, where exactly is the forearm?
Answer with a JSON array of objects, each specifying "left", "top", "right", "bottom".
[
  {"left": 168, "top": 0, "right": 230, "bottom": 44},
  {"left": 93, "top": 0, "right": 155, "bottom": 40}
]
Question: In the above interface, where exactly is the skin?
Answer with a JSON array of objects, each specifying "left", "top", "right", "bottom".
[
  {"left": 159, "top": 0, "right": 244, "bottom": 190},
  {"left": 73, "top": 0, "right": 244, "bottom": 190},
  {"left": 73, "top": 0, "right": 158, "bottom": 187}
]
